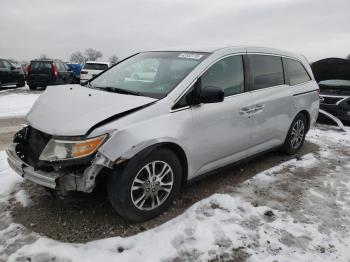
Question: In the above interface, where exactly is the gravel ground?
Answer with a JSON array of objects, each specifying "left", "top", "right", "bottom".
[{"left": 6, "top": 128, "right": 318, "bottom": 242}]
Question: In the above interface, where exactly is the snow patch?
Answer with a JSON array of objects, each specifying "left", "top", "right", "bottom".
[
  {"left": 14, "top": 190, "right": 30, "bottom": 207},
  {"left": 0, "top": 151, "right": 23, "bottom": 201},
  {"left": 0, "top": 93, "right": 39, "bottom": 118}
]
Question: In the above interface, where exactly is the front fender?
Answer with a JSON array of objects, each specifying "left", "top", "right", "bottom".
[{"left": 98, "top": 127, "right": 190, "bottom": 164}]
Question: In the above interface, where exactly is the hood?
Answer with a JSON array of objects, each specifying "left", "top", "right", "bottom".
[
  {"left": 26, "top": 85, "right": 157, "bottom": 136},
  {"left": 311, "top": 58, "right": 350, "bottom": 83}
]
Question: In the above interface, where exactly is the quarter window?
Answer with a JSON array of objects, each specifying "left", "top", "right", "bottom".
[
  {"left": 283, "top": 58, "right": 311, "bottom": 85},
  {"left": 249, "top": 55, "right": 284, "bottom": 90},
  {"left": 201, "top": 55, "right": 244, "bottom": 97}
]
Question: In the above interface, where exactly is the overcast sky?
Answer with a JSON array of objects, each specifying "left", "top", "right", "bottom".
[{"left": 0, "top": 0, "right": 349, "bottom": 63}]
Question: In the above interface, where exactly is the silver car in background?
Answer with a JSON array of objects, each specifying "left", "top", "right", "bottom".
[{"left": 7, "top": 46, "right": 319, "bottom": 221}]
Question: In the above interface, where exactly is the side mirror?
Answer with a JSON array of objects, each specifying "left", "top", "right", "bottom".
[{"left": 199, "top": 86, "right": 224, "bottom": 104}]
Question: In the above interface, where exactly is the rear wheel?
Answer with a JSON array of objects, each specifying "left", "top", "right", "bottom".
[
  {"left": 281, "top": 113, "right": 307, "bottom": 155},
  {"left": 107, "top": 148, "right": 182, "bottom": 222},
  {"left": 16, "top": 76, "right": 25, "bottom": 88},
  {"left": 28, "top": 85, "right": 37, "bottom": 90}
]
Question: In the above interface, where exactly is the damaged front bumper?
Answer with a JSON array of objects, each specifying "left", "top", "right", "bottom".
[{"left": 6, "top": 143, "right": 114, "bottom": 193}]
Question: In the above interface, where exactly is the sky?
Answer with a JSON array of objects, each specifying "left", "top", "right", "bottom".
[{"left": 0, "top": 0, "right": 349, "bottom": 63}]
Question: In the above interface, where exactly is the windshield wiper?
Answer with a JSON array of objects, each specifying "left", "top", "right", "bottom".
[{"left": 92, "top": 86, "right": 142, "bottom": 96}]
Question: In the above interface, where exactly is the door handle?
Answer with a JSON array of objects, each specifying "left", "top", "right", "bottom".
[
  {"left": 253, "top": 104, "right": 265, "bottom": 114},
  {"left": 239, "top": 107, "right": 255, "bottom": 115},
  {"left": 254, "top": 104, "right": 265, "bottom": 110}
]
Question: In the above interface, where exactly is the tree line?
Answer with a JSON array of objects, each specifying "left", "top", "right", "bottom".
[
  {"left": 35, "top": 48, "right": 118, "bottom": 64},
  {"left": 70, "top": 48, "right": 118, "bottom": 64}
]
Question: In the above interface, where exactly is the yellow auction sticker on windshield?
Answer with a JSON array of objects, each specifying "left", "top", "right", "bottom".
[{"left": 178, "top": 53, "right": 203, "bottom": 60}]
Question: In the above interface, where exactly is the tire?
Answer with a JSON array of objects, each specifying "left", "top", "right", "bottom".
[
  {"left": 28, "top": 85, "right": 37, "bottom": 90},
  {"left": 281, "top": 113, "right": 308, "bottom": 155},
  {"left": 16, "top": 76, "right": 25, "bottom": 88},
  {"left": 107, "top": 147, "right": 182, "bottom": 222}
]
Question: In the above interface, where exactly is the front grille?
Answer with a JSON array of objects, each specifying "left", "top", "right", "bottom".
[
  {"left": 321, "top": 96, "right": 344, "bottom": 105},
  {"left": 16, "top": 126, "right": 52, "bottom": 169}
]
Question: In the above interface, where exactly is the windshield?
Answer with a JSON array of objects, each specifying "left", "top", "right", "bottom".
[
  {"left": 89, "top": 51, "right": 208, "bottom": 99},
  {"left": 84, "top": 63, "right": 109, "bottom": 70}
]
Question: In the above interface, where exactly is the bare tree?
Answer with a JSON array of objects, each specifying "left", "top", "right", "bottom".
[
  {"left": 39, "top": 54, "right": 50, "bottom": 60},
  {"left": 109, "top": 55, "right": 119, "bottom": 64},
  {"left": 70, "top": 51, "right": 86, "bottom": 63},
  {"left": 7, "top": 58, "right": 18, "bottom": 64},
  {"left": 84, "top": 48, "right": 103, "bottom": 61}
]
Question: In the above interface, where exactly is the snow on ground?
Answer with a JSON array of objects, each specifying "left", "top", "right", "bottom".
[
  {"left": 0, "top": 151, "right": 23, "bottom": 200},
  {"left": 0, "top": 125, "right": 349, "bottom": 262},
  {"left": 0, "top": 89, "right": 39, "bottom": 118}
]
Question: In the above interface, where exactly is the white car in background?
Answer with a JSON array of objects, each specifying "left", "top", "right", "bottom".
[{"left": 80, "top": 61, "right": 111, "bottom": 83}]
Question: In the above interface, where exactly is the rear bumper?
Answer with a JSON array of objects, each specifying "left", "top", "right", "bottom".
[{"left": 80, "top": 75, "right": 92, "bottom": 83}]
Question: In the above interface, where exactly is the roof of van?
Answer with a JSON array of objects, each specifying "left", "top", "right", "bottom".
[
  {"left": 85, "top": 61, "right": 110, "bottom": 65},
  {"left": 149, "top": 45, "right": 306, "bottom": 61}
]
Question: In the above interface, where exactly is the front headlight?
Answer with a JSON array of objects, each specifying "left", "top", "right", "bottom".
[{"left": 39, "top": 134, "right": 108, "bottom": 161}]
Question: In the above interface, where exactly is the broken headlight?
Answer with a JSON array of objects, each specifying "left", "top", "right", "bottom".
[{"left": 39, "top": 134, "right": 108, "bottom": 161}]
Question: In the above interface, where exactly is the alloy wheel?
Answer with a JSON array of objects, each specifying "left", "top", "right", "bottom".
[
  {"left": 131, "top": 161, "right": 174, "bottom": 211},
  {"left": 290, "top": 119, "right": 305, "bottom": 149}
]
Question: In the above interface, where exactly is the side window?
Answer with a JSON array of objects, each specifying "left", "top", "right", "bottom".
[
  {"left": 62, "top": 63, "right": 68, "bottom": 71},
  {"left": 201, "top": 55, "right": 244, "bottom": 97},
  {"left": 56, "top": 63, "right": 64, "bottom": 71},
  {"left": 283, "top": 58, "right": 311, "bottom": 85},
  {"left": 2, "top": 60, "right": 13, "bottom": 70},
  {"left": 249, "top": 55, "right": 284, "bottom": 90}
]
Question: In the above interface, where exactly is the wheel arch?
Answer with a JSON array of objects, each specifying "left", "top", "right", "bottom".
[
  {"left": 118, "top": 142, "right": 189, "bottom": 187},
  {"left": 298, "top": 110, "right": 311, "bottom": 132}
]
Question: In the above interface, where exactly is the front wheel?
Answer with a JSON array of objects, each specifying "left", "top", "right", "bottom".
[
  {"left": 281, "top": 113, "right": 307, "bottom": 155},
  {"left": 107, "top": 148, "right": 182, "bottom": 222}
]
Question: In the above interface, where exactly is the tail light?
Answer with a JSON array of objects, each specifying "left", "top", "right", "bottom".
[
  {"left": 53, "top": 64, "right": 58, "bottom": 77},
  {"left": 80, "top": 70, "right": 88, "bottom": 74}
]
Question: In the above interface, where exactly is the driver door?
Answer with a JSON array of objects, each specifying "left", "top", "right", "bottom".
[{"left": 189, "top": 55, "right": 255, "bottom": 176}]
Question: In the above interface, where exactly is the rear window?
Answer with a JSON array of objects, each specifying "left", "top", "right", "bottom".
[
  {"left": 283, "top": 58, "right": 311, "bottom": 85},
  {"left": 30, "top": 61, "right": 52, "bottom": 70},
  {"left": 55, "top": 62, "right": 66, "bottom": 71},
  {"left": 249, "top": 55, "right": 284, "bottom": 90},
  {"left": 83, "top": 63, "right": 109, "bottom": 70}
]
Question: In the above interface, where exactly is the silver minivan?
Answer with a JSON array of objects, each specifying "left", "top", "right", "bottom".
[{"left": 7, "top": 46, "right": 319, "bottom": 221}]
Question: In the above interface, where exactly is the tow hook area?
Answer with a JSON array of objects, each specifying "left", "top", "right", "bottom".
[{"left": 56, "top": 152, "right": 114, "bottom": 195}]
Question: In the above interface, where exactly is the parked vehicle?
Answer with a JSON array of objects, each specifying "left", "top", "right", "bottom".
[
  {"left": 67, "top": 63, "right": 83, "bottom": 83},
  {"left": 311, "top": 58, "right": 350, "bottom": 123},
  {"left": 0, "top": 58, "right": 25, "bottom": 88},
  {"left": 27, "top": 59, "right": 74, "bottom": 90},
  {"left": 80, "top": 61, "right": 110, "bottom": 84},
  {"left": 7, "top": 46, "right": 319, "bottom": 221}
]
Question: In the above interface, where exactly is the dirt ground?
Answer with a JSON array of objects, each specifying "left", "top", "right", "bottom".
[{"left": 0, "top": 113, "right": 318, "bottom": 243}]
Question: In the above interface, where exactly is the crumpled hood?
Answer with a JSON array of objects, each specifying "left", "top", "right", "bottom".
[{"left": 26, "top": 85, "right": 157, "bottom": 136}]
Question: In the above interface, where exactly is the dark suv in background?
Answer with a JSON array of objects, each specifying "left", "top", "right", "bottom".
[
  {"left": 0, "top": 58, "right": 25, "bottom": 88},
  {"left": 27, "top": 59, "right": 74, "bottom": 90}
]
